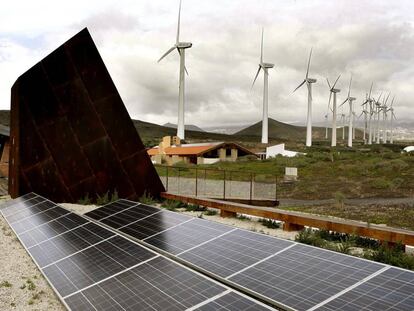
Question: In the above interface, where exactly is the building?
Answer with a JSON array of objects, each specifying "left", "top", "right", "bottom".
[
  {"left": 148, "top": 136, "right": 257, "bottom": 165},
  {"left": 0, "top": 125, "right": 9, "bottom": 178},
  {"left": 266, "top": 143, "right": 303, "bottom": 158}
]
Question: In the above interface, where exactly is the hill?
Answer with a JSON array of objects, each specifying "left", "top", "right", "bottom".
[
  {"left": 163, "top": 123, "right": 205, "bottom": 132},
  {"left": 235, "top": 118, "right": 363, "bottom": 140}
]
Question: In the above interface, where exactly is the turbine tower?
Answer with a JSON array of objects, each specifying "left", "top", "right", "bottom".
[
  {"left": 252, "top": 28, "right": 275, "bottom": 144},
  {"left": 381, "top": 93, "right": 391, "bottom": 143},
  {"left": 340, "top": 75, "right": 356, "bottom": 147},
  {"left": 158, "top": 0, "right": 192, "bottom": 140},
  {"left": 389, "top": 98, "right": 396, "bottom": 144},
  {"left": 293, "top": 48, "right": 317, "bottom": 147},
  {"left": 327, "top": 75, "right": 341, "bottom": 147}
]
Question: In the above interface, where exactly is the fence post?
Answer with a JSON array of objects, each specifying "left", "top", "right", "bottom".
[
  {"left": 223, "top": 170, "right": 226, "bottom": 200},
  {"left": 195, "top": 168, "right": 198, "bottom": 197},
  {"left": 250, "top": 173, "right": 253, "bottom": 201},
  {"left": 166, "top": 166, "right": 169, "bottom": 192},
  {"left": 178, "top": 167, "right": 181, "bottom": 194}
]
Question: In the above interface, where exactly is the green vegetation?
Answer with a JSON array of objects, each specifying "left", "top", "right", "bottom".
[
  {"left": 184, "top": 204, "right": 206, "bottom": 212},
  {"left": 161, "top": 199, "right": 185, "bottom": 211},
  {"left": 258, "top": 218, "right": 280, "bottom": 229},
  {"left": 138, "top": 191, "right": 158, "bottom": 205},
  {"left": 78, "top": 190, "right": 119, "bottom": 205},
  {"left": 26, "top": 279, "right": 36, "bottom": 291},
  {"left": 295, "top": 228, "right": 414, "bottom": 270},
  {"left": 0, "top": 280, "right": 12, "bottom": 288},
  {"left": 204, "top": 209, "right": 218, "bottom": 216},
  {"left": 236, "top": 214, "right": 250, "bottom": 221},
  {"left": 156, "top": 145, "right": 414, "bottom": 199}
]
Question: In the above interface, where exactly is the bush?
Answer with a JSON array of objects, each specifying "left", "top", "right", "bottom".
[
  {"left": 295, "top": 228, "right": 326, "bottom": 248},
  {"left": 334, "top": 192, "right": 346, "bottom": 208},
  {"left": 139, "top": 191, "right": 158, "bottom": 205},
  {"left": 364, "top": 243, "right": 414, "bottom": 270},
  {"left": 78, "top": 193, "right": 92, "bottom": 205},
  {"left": 185, "top": 204, "right": 206, "bottom": 212},
  {"left": 259, "top": 218, "right": 280, "bottom": 229},
  {"left": 161, "top": 199, "right": 185, "bottom": 211},
  {"left": 371, "top": 178, "right": 392, "bottom": 189},
  {"left": 204, "top": 209, "right": 218, "bottom": 216}
]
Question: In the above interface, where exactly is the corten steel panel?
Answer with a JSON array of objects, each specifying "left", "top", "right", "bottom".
[{"left": 9, "top": 28, "right": 165, "bottom": 202}]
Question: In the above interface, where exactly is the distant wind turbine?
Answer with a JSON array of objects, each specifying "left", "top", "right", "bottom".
[
  {"left": 388, "top": 97, "right": 397, "bottom": 144},
  {"left": 158, "top": 0, "right": 192, "bottom": 140},
  {"left": 252, "top": 28, "right": 275, "bottom": 144},
  {"left": 293, "top": 48, "right": 317, "bottom": 147},
  {"left": 340, "top": 75, "right": 356, "bottom": 147},
  {"left": 327, "top": 75, "right": 341, "bottom": 147}
]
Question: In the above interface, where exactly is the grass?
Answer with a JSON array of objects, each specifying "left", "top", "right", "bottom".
[
  {"left": 204, "top": 209, "right": 218, "bottom": 216},
  {"left": 295, "top": 228, "right": 414, "bottom": 270},
  {"left": 26, "top": 279, "right": 36, "bottom": 291},
  {"left": 138, "top": 191, "right": 158, "bottom": 205},
  {"left": 258, "top": 218, "right": 280, "bottom": 229},
  {"left": 78, "top": 190, "right": 119, "bottom": 205},
  {"left": 236, "top": 214, "right": 250, "bottom": 221},
  {"left": 0, "top": 280, "right": 12, "bottom": 288},
  {"left": 156, "top": 145, "right": 414, "bottom": 200}
]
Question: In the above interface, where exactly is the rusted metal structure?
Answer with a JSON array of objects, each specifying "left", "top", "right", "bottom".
[{"left": 9, "top": 28, "right": 165, "bottom": 202}]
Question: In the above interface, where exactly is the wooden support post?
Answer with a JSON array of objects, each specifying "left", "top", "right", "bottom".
[
  {"left": 220, "top": 209, "right": 237, "bottom": 218},
  {"left": 283, "top": 222, "right": 305, "bottom": 232}
]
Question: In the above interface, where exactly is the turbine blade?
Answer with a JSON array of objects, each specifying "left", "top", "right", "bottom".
[
  {"left": 332, "top": 74, "right": 341, "bottom": 89},
  {"left": 305, "top": 47, "right": 312, "bottom": 80},
  {"left": 184, "top": 65, "right": 189, "bottom": 75},
  {"left": 328, "top": 92, "right": 332, "bottom": 111},
  {"left": 391, "top": 96, "right": 395, "bottom": 107},
  {"left": 260, "top": 27, "right": 264, "bottom": 64},
  {"left": 293, "top": 80, "right": 306, "bottom": 93},
  {"left": 326, "top": 78, "right": 332, "bottom": 90},
  {"left": 339, "top": 98, "right": 348, "bottom": 107},
  {"left": 384, "top": 92, "right": 391, "bottom": 105},
  {"left": 176, "top": 0, "right": 182, "bottom": 44},
  {"left": 368, "top": 81, "right": 373, "bottom": 99},
  {"left": 157, "top": 46, "right": 176, "bottom": 62},
  {"left": 347, "top": 74, "right": 352, "bottom": 98},
  {"left": 252, "top": 65, "right": 262, "bottom": 88}
]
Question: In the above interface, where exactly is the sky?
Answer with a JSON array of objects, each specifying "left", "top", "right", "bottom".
[{"left": 0, "top": 0, "right": 413, "bottom": 128}]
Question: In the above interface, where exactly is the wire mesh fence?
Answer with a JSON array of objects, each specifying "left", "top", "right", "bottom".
[{"left": 155, "top": 165, "right": 278, "bottom": 201}]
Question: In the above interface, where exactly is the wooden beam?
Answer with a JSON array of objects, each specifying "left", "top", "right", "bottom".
[{"left": 161, "top": 192, "right": 414, "bottom": 246}]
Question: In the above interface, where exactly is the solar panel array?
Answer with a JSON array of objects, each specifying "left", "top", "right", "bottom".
[
  {"left": 86, "top": 199, "right": 414, "bottom": 311},
  {"left": 0, "top": 193, "right": 275, "bottom": 311}
]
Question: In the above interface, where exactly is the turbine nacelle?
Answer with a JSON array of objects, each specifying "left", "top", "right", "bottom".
[
  {"left": 176, "top": 42, "right": 192, "bottom": 49},
  {"left": 332, "top": 88, "right": 340, "bottom": 93},
  {"left": 261, "top": 62, "right": 274, "bottom": 69},
  {"left": 349, "top": 96, "right": 356, "bottom": 101},
  {"left": 307, "top": 78, "right": 317, "bottom": 83}
]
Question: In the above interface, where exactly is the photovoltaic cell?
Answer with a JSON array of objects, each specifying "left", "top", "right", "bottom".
[
  {"left": 28, "top": 222, "right": 115, "bottom": 267},
  {"left": 145, "top": 218, "right": 233, "bottom": 255},
  {"left": 5, "top": 200, "right": 56, "bottom": 223},
  {"left": 1, "top": 196, "right": 46, "bottom": 217},
  {"left": 19, "top": 213, "right": 89, "bottom": 248},
  {"left": 84, "top": 199, "right": 138, "bottom": 221},
  {"left": 100, "top": 204, "right": 160, "bottom": 229},
  {"left": 194, "top": 292, "right": 273, "bottom": 311},
  {"left": 10, "top": 206, "right": 71, "bottom": 234},
  {"left": 65, "top": 257, "right": 227, "bottom": 311},
  {"left": 120, "top": 210, "right": 191, "bottom": 240},
  {"left": 315, "top": 267, "right": 414, "bottom": 311},
  {"left": 179, "top": 229, "right": 294, "bottom": 278},
  {"left": 229, "top": 244, "right": 385, "bottom": 311}
]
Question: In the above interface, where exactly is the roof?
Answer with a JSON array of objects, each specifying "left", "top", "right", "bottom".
[{"left": 148, "top": 142, "right": 257, "bottom": 157}]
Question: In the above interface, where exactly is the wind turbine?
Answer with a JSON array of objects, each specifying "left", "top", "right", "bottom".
[
  {"left": 374, "top": 93, "right": 383, "bottom": 144},
  {"left": 324, "top": 113, "right": 329, "bottom": 139},
  {"left": 340, "top": 113, "right": 346, "bottom": 140},
  {"left": 361, "top": 83, "right": 373, "bottom": 144},
  {"left": 252, "top": 28, "right": 275, "bottom": 144},
  {"left": 327, "top": 75, "right": 341, "bottom": 147},
  {"left": 158, "top": 0, "right": 192, "bottom": 140},
  {"left": 388, "top": 97, "right": 396, "bottom": 144},
  {"left": 293, "top": 48, "right": 317, "bottom": 147},
  {"left": 381, "top": 93, "right": 391, "bottom": 143},
  {"left": 340, "top": 75, "right": 356, "bottom": 147}
]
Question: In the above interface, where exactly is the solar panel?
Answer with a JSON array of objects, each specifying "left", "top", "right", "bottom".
[
  {"left": 179, "top": 229, "right": 294, "bottom": 278},
  {"left": 100, "top": 204, "right": 161, "bottom": 229},
  {"left": 314, "top": 267, "right": 414, "bottom": 311},
  {"left": 87, "top": 199, "right": 414, "bottom": 311},
  {"left": 119, "top": 210, "right": 192, "bottom": 240},
  {"left": 145, "top": 218, "right": 234, "bottom": 255},
  {"left": 1, "top": 194, "right": 275, "bottom": 311},
  {"left": 84, "top": 199, "right": 139, "bottom": 220}
]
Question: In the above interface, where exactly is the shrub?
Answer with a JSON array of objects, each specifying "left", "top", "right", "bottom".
[
  {"left": 185, "top": 204, "right": 206, "bottom": 212},
  {"left": 204, "top": 209, "right": 218, "bottom": 216},
  {"left": 371, "top": 178, "right": 392, "bottom": 189},
  {"left": 78, "top": 193, "right": 92, "bottom": 205},
  {"left": 258, "top": 218, "right": 280, "bottom": 229},
  {"left": 364, "top": 243, "right": 414, "bottom": 270},
  {"left": 334, "top": 192, "right": 346, "bottom": 208},
  {"left": 161, "top": 199, "right": 185, "bottom": 211},
  {"left": 295, "top": 228, "right": 326, "bottom": 248},
  {"left": 139, "top": 191, "right": 158, "bottom": 205},
  {"left": 0, "top": 281, "right": 12, "bottom": 288}
]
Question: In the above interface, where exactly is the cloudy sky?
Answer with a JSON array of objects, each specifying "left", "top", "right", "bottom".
[{"left": 0, "top": 0, "right": 413, "bottom": 128}]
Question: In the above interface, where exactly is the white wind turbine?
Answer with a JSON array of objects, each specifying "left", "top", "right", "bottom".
[
  {"left": 158, "top": 0, "right": 192, "bottom": 140},
  {"left": 327, "top": 75, "right": 341, "bottom": 147},
  {"left": 361, "top": 83, "right": 373, "bottom": 144},
  {"left": 388, "top": 97, "right": 397, "bottom": 144},
  {"left": 252, "top": 28, "right": 275, "bottom": 144},
  {"left": 293, "top": 48, "right": 317, "bottom": 147},
  {"left": 340, "top": 75, "right": 356, "bottom": 147},
  {"left": 381, "top": 93, "right": 391, "bottom": 143}
]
